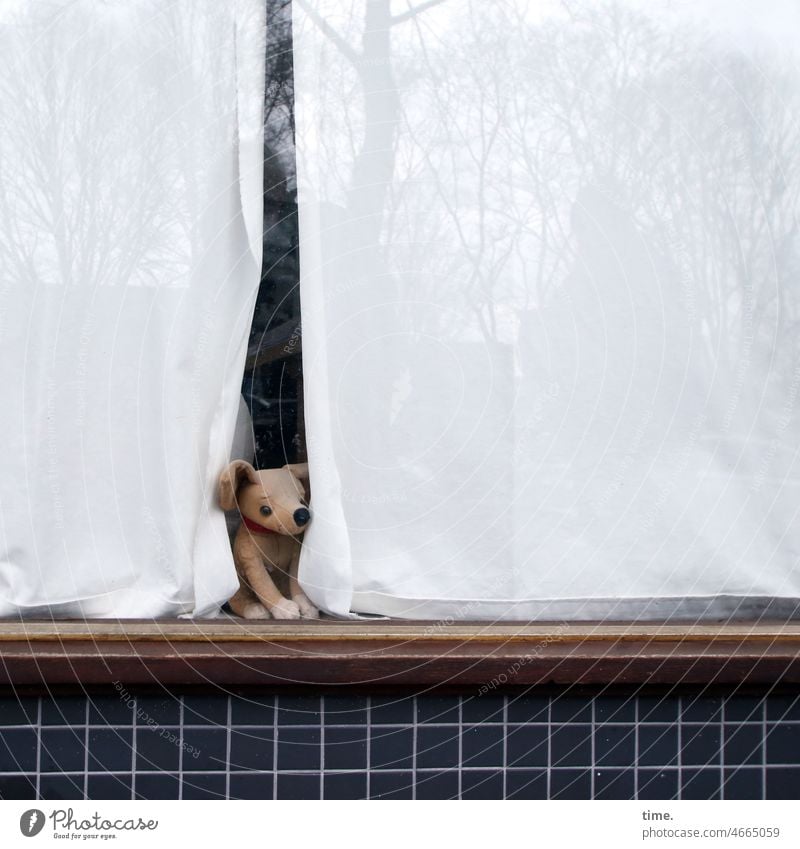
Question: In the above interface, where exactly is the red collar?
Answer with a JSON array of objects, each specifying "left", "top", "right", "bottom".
[{"left": 242, "top": 516, "right": 278, "bottom": 536}]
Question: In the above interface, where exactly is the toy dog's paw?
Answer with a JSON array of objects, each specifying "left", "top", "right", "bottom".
[
  {"left": 292, "top": 594, "right": 320, "bottom": 619},
  {"left": 242, "top": 602, "right": 271, "bottom": 620},
  {"left": 270, "top": 598, "right": 301, "bottom": 620}
]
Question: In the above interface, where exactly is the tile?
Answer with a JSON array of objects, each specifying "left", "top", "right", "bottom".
[
  {"left": 0, "top": 698, "right": 38, "bottom": 727},
  {"left": 506, "top": 769, "right": 548, "bottom": 799},
  {"left": 723, "top": 695, "right": 765, "bottom": 723},
  {"left": 182, "top": 696, "right": 229, "bottom": 727},
  {"left": 682, "top": 696, "right": 722, "bottom": 724},
  {"left": 0, "top": 728, "right": 37, "bottom": 772},
  {"left": 135, "top": 727, "right": 181, "bottom": 772},
  {"left": 88, "top": 695, "right": 134, "bottom": 726},
  {"left": 461, "top": 724, "right": 504, "bottom": 768},
  {"left": 87, "top": 774, "right": 132, "bottom": 801},
  {"left": 595, "top": 696, "right": 637, "bottom": 724},
  {"left": 765, "top": 767, "right": 800, "bottom": 800},
  {"left": 324, "top": 727, "right": 367, "bottom": 771},
  {"left": 87, "top": 728, "right": 133, "bottom": 773},
  {"left": 135, "top": 696, "right": 181, "bottom": 726},
  {"left": 181, "top": 728, "right": 228, "bottom": 772},
  {"left": 276, "top": 695, "right": 321, "bottom": 726},
  {"left": 460, "top": 695, "right": 505, "bottom": 723},
  {"left": 323, "top": 772, "right": 367, "bottom": 800},
  {"left": 181, "top": 774, "right": 226, "bottom": 800},
  {"left": 638, "top": 725, "right": 678, "bottom": 767},
  {"left": 39, "top": 774, "right": 84, "bottom": 800},
  {"left": 134, "top": 774, "right": 180, "bottom": 800},
  {"left": 637, "top": 769, "right": 679, "bottom": 800},
  {"left": 0, "top": 776, "right": 37, "bottom": 800},
  {"left": 680, "top": 725, "right": 721, "bottom": 767},
  {"left": 551, "top": 724, "right": 591, "bottom": 767},
  {"left": 550, "top": 769, "right": 592, "bottom": 799},
  {"left": 415, "top": 770, "right": 459, "bottom": 800},
  {"left": 551, "top": 696, "right": 592, "bottom": 723},
  {"left": 766, "top": 724, "right": 800, "bottom": 764},
  {"left": 40, "top": 728, "right": 86, "bottom": 773},
  {"left": 416, "top": 725, "right": 460, "bottom": 769},
  {"left": 277, "top": 727, "right": 320, "bottom": 771},
  {"left": 276, "top": 773, "right": 320, "bottom": 800},
  {"left": 461, "top": 770, "right": 504, "bottom": 800},
  {"left": 230, "top": 695, "right": 275, "bottom": 726},
  {"left": 722, "top": 768, "right": 763, "bottom": 800},
  {"left": 369, "top": 771, "right": 414, "bottom": 799},
  {"left": 229, "top": 773, "right": 274, "bottom": 800},
  {"left": 506, "top": 725, "right": 548, "bottom": 768},
  {"left": 230, "top": 729, "right": 274, "bottom": 772},
  {"left": 370, "top": 726, "right": 413, "bottom": 771},
  {"left": 594, "top": 769, "right": 635, "bottom": 800},
  {"left": 766, "top": 695, "right": 800, "bottom": 723},
  {"left": 723, "top": 724, "right": 762, "bottom": 766},
  {"left": 323, "top": 696, "right": 368, "bottom": 726},
  {"left": 595, "top": 726, "right": 636, "bottom": 767},
  {"left": 638, "top": 696, "right": 679, "bottom": 724},
  {"left": 41, "top": 696, "right": 86, "bottom": 726},
  {"left": 681, "top": 768, "right": 721, "bottom": 800},
  {"left": 370, "top": 696, "right": 415, "bottom": 726},
  {"left": 416, "top": 696, "right": 460, "bottom": 725},
  {"left": 506, "top": 693, "right": 549, "bottom": 724}
]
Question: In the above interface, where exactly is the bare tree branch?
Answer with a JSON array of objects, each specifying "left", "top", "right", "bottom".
[
  {"left": 294, "top": 0, "right": 359, "bottom": 65},
  {"left": 391, "top": 0, "right": 447, "bottom": 26}
]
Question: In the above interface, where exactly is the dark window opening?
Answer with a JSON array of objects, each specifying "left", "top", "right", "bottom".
[{"left": 243, "top": 0, "right": 304, "bottom": 469}]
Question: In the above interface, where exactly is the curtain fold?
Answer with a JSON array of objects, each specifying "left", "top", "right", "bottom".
[
  {"left": 295, "top": 0, "right": 800, "bottom": 619},
  {"left": 0, "top": 0, "right": 265, "bottom": 618}
]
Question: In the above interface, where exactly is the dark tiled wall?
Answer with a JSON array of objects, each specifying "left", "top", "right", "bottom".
[{"left": 1, "top": 690, "right": 799, "bottom": 800}]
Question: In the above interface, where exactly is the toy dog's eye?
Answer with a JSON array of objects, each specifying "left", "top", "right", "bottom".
[{"left": 260, "top": 505, "right": 272, "bottom": 517}]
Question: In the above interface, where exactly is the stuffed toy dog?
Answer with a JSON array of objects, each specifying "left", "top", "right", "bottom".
[{"left": 219, "top": 460, "right": 319, "bottom": 620}]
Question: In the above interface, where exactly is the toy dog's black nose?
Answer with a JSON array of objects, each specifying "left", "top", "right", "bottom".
[{"left": 293, "top": 507, "right": 311, "bottom": 527}]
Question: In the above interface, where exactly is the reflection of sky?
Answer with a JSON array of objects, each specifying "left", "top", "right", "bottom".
[{"left": 657, "top": 0, "right": 800, "bottom": 56}]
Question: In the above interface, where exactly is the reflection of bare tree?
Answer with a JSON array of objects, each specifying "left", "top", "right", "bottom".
[
  {"left": 0, "top": 3, "right": 233, "bottom": 289},
  {"left": 296, "top": 0, "right": 445, "bottom": 268},
  {"left": 299, "top": 0, "right": 800, "bottom": 369}
]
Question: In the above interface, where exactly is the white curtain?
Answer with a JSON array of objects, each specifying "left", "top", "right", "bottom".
[
  {"left": 295, "top": 0, "right": 800, "bottom": 619},
  {"left": 0, "top": 0, "right": 264, "bottom": 617}
]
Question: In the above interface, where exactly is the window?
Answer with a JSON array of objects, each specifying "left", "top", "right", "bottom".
[{"left": 2, "top": 0, "right": 799, "bottom": 689}]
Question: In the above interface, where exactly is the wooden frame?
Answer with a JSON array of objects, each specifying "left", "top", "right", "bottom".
[{"left": 1, "top": 620, "right": 799, "bottom": 691}]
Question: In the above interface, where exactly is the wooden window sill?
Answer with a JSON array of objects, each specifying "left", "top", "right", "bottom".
[{"left": 1, "top": 619, "right": 799, "bottom": 690}]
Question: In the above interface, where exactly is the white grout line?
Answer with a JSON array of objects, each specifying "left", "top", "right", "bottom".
[
  {"left": 225, "top": 696, "right": 232, "bottom": 800},
  {"left": 546, "top": 696, "right": 552, "bottom": 800},
  {"left": 677, "top": 695, "right": 683, "bottom": 800},
  {"left": 633, "top": 698, "right": 640, "bottom": 800},
  {"left": 130, "top": 696, "right": 137, "bottom": 800},
  {"left": 590, "top": 698, "right": 596, "bottom": 798},
  {"left": 319, "top": 697, "right": 325, "bottom": 800},
  {"left": 365, "top": 696, "right": 372, "bottom": 800},
  {"left": 272, "top": 697, "right": 278, "bottom": 800},
  {"left": 502, "top": 696, "right": 508, "bottom": 800},
  {"left": 83, "top": 699, "right": 89, "bottom": 800},
  {"left": 720, "top": 696, "right": 726, "bottom": 800},
  {"left": 761, "top": 696, "right": 767, "bottom": 800},
  {"left": 178, "top": 696, "right": 184, "bottom": 800},
  {"left": 35, "top": 698, "right": 41, "bottom": 800},
  {"left": 457, "top": 698, "right": 463, "bottom": 799},
  {"left": 411, "top": 695, "right": 417, "bottom": 800}
]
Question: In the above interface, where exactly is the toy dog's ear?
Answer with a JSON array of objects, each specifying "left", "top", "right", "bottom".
[
  {"left": 283, "top": 462, "right": 310, "bottom": 501},
  {"left": 219, "top": 460, "right": 259, "bottom": 511}
]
